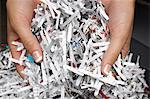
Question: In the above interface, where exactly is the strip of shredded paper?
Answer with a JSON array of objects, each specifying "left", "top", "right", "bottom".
[{"left": 0, "top": 0, "right": 149, "bottom": 99}]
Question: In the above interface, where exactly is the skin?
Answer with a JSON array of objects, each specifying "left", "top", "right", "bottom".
[
  {"left": 100, "top": 0, "right": 135, "bottom": 75},
  {"left": 7, "top": 0, "right": 41, "bottom": 78},
  {"left": 6, "top": 0, "right": 135, "bottom": 78}
]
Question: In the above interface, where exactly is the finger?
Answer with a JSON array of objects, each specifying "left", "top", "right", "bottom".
[
  {"left": 18, "top": 23, "right": 43, "bottom": 63},
  {"left": 14, "top": 22, "right": 43, "bottom": 63},
  {"left": 101, "top": 35, "right": 128, "bottom": 75},
  {"left": 7, "top": 1, "right": 43, "bottom": 63},
  {"left": 121, "top": 21, "right": 133, "bottom": 59},
  {"left": 121, "top": 35, "right": 130, "bottom": 59},
  {"left": 121, "top": 43, "right": 129, "bottom": 59},
  {"left": 7, "top": 19, "right": 27, "bottom": 78}
]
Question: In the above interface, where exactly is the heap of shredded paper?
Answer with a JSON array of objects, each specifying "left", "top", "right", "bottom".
[{"left": 0, "top": 0, "right": 149, "bottom": 99}]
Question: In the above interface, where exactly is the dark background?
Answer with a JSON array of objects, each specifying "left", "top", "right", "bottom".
[
  {"left": 0, "top": 0, "right": 150, "bottom": 86},
  {"left": 0, "top": 0, "right": 7, "bottom": 43},
  {"left": 131, "top": 0, "right": 150, "bottom": 86}
]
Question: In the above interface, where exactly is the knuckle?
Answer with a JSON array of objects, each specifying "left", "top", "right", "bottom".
[
  {"left": 24, "top": 39, "right": 35, "bottom": 48},
  {"left": 23, "top": 38, "right": 39, "bottom": 52}
]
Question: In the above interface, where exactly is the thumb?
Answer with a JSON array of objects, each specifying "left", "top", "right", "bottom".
[
  {"left": 10, "top": 18, "right": 43, "bottom": 63},
  {"left": 101, "top": 34, "right": 127, "bottom": 75}
]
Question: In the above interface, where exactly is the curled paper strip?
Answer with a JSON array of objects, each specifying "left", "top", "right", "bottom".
[{"left": 0, "top": 0, "right": 149, "bottom": 99}]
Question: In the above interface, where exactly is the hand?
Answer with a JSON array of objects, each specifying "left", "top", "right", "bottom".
[
  {"left": 101, "top": 0, "right": 135, "bottom": 75},
  {"left": 7, "top": 0, "right": 42, "bottom": 78}
]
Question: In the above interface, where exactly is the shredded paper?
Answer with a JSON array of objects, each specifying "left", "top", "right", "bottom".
[{"left": 0, "top": 0, "right": 149, "bottom": 99}]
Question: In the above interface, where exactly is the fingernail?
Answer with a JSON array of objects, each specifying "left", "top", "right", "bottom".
[
  {"left": 32, "top": 51, "right": 42, "bottom": 63},
  {"left": 103, "top": 64, "right": 111, "bottom": 75}
]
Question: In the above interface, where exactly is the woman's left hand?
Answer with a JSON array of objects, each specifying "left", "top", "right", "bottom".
[{"left": 100, "top": 0, "right": 135, "bottom": 75}]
